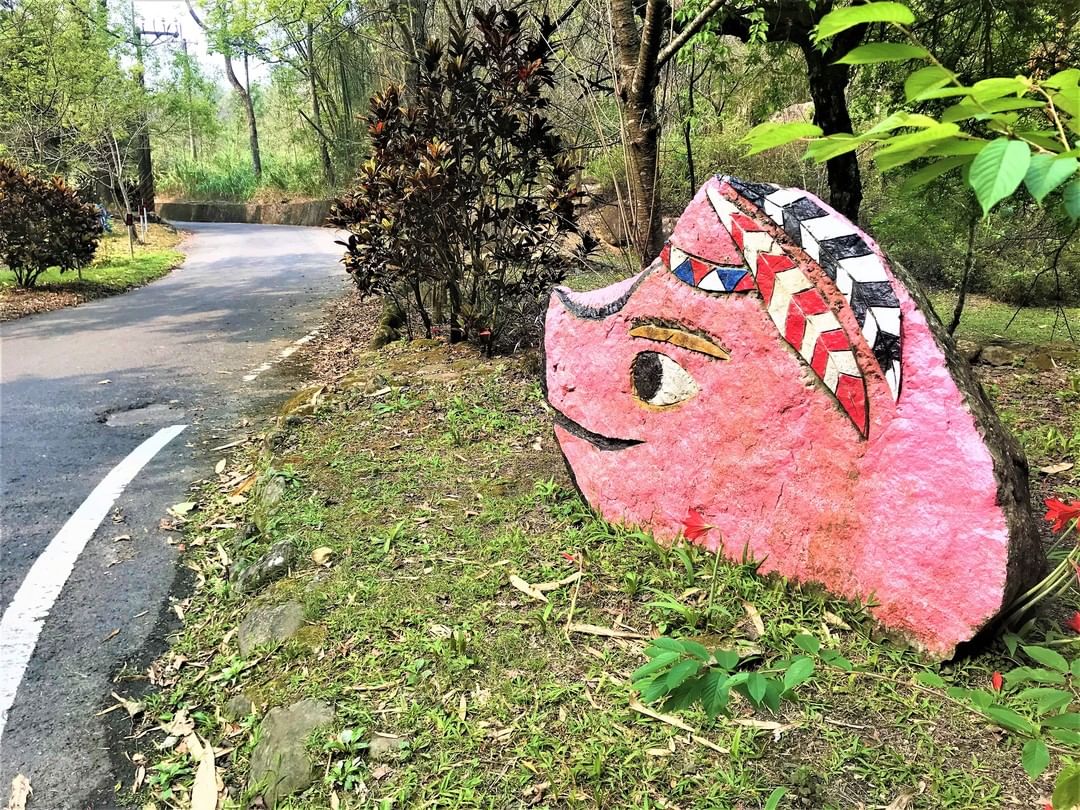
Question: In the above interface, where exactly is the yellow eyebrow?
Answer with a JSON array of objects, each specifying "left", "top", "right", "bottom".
[{"left": 629, "top": 324, "right": 730, "bottom": 360}]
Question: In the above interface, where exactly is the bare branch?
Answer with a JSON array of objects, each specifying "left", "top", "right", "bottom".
[{"left": 656, "top": 0, "right": 730, "bottom": 70}]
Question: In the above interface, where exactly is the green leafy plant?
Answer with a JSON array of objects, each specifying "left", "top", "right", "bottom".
[
  {"left": 331, "top": 7, "right": 596, "bottom": 353},
  {"left": 0, "top": 159, "right": 103, "bottom": 287},
  {"left": 631, "top": 635, "right": 816, "bottom": 718},
  {"left": 742, "top": 2, "right": 1080, "bottom": 220}
]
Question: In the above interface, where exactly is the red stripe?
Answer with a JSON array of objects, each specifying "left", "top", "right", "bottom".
[
  {"left": 811, "top": 337, "right": 830, "bottom": 377},
  {"left": 733, "top": 272, "right": 755, "bottom": 292},
  {"left": 819, "top": 329, "right": 849, "bottom": 351},
  {"left": 784, "top": 306, "right": 806, "bottom": 349},
  {"left": 792, "top": 288, "right": 828, "bottom": 316},
  {"left": 690, "top": 257, "right": 712, "bottom": 284},
  {"left": 835, "top": 374, "right": 869, "bottom": 437}
]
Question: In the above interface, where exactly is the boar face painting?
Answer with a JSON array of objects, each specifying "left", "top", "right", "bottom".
[{"left": 543, "top": 175, "right": 1043, "bottom": 657}]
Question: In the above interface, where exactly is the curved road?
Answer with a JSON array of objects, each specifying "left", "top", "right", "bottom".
[{"left": 0, "top": 222, "right": 346, "bottom": 807}]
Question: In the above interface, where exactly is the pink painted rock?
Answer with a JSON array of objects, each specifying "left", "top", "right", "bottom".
[{"left": 543, "top": 175, "right": 1043, "bottom": 658}]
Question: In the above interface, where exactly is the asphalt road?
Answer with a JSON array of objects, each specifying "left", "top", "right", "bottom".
[{"left": 0, "top": 222, "right": 347, "bottom": 808}]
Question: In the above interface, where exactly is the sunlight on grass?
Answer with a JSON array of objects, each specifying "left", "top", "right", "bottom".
[{"left": 930, "top": 292, "right": 1080, "bottom": 346}]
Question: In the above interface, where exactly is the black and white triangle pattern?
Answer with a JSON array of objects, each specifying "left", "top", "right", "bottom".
[{"left": 720, "top": 175, "right": 903, "bottom": 400}]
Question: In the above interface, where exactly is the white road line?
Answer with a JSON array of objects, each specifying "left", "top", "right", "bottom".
[
  {"left": 0, "top": 424, "right": 187, "bottom": 742},
  {"left": 242, "top": 327, "right": 322, "bottom": 383}
]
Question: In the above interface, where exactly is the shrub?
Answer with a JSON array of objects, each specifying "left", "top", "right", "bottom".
[
  {"left": 0, "top": 160, "right": 103, "bottom": 288},
  {"left": 331, "top": 7, "right": 595, "bottom": 353}
]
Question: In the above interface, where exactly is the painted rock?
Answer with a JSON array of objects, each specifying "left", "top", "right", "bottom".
[{"left": 543, "top": 175, "right": 1043, "bottom": 658}]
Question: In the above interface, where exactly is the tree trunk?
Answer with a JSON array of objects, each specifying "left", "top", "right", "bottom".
[
  {"left": 307, "top": 24, "right": 335, "bottom": 187},
  {"left": 224, "top": 52, "right": 262, "bottom": 178},
  {"left": 949, "top": 209, "right": 978, "bottom": 334},
  {"left": 800, "top": 40, "right": 861, "bottom": 222},
  {"left": 623, "top": 107, "right": 665, "bottom": 263},
  {"left": 400, "top": 0, "right": 430, "bottom": 98}
]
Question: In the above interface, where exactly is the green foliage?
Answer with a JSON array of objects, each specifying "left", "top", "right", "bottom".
[
  {"left": 742, "top": 2, "right": 1080, "bottom": 220},
  {"left": 0, "top": 160, "right": 102, "bottom": 288},
  {"left": 632, "top": 635, "right": 816, "bottom": 719},
  {"left": 331, "top": 7, "right": 594, "bottom": 352}
]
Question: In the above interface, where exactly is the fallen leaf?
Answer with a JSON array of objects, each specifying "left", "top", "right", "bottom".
[
  {"left": 371, "top": 764, "right": 392, "bottom": 780},
  {"left": 97, "top": 379, "right": 111, "bottom": 385},
  {"left": 160, "top": 708, "right": 195, "bottom": 737},
  {"left": 113, "top": 534, "right": 132, "bottom": 542},
  {"left": 215, "top": 459, "right": 227, "bottom": 474},
  {"left": 311, "top": 546, "right": 335, "bottom": 565},
  {"left": 102, "top": 628, "right": 120, "bottom": 643},
  {"left": 823, "top": 611, "right": 852, "bottom": 630},
  {"left": 329, "top": 792, "right": 341, "bottom": 810},
  {"left": 167, "top": 502, "right": 197, "bottom": 519},
  {"left": 458, "top": 692, "right": 467, "bottom": 721},
  {"left": 190, "top": 734, "right": 218, "bottom": 810},
  {"left": 7, "top": 774, "right": 31, "bottom": 810},
  {"left": 226, "top": 495, "right": 246, "bottom": 506},
  {"left": 1040, "top": 462, "right": 1075, "bottom": 475},
  {"left": 885, "top": 791, "right": 915, "bottom": 810},
  {"left": 509, "top": 574, "right": 548, "bottom": 603},
  {"left": 110, "top": 691, "right": 144, "bottom": 719},
  {"left": 130, "top": 764, "right": 145, "bottom": 794},
  {"left": 533, "top": 571, "right": 582, "bottom": 592},
  {"left": 741, "top": 601, "right": 765, "bottom": 638}
]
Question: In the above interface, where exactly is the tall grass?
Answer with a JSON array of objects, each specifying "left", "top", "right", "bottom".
[{"left": 158, "top": 152, "right": 328, "bottom": 202}]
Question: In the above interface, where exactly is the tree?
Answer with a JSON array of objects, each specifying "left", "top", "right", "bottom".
[{"left": 0, "top": 160, "right": 102, "bottom": 288}]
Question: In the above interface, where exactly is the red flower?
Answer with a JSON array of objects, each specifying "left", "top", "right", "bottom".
[
  {"left": 1067, "top": 612, "right": 1080, "bottom": 634},
  {"left": 682, "top": 508, "right": 715, "bottom": 542},
  {"left": 991, "top": 671, "right": 1003, "bottom": 692},
  {"left": 1045, "top": 498, "right": 1080, "bottom": 533}
]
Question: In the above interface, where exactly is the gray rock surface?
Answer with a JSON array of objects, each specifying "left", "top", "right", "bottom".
[
  {"left": 237, "top": 601, "right": 305, "bottom": 656},
  {"left": 248, "top": 699, "right": 335, "bottom": 807},
  {"left": 368, "top": 732, "right": 411, "bottom": 762},
  {"left": 979, "top": 344, "right": 1020, "bottom": 366},
  {"left": 223, "top": 692, "right": 257, "bottom": 721},
  {"left": 236, "top": 539, "right": 297, "bottom": 593}
]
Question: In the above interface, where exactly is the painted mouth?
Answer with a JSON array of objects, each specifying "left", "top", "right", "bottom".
[{"left": 552, "top": 411, "right": 642, "bottom": 451}]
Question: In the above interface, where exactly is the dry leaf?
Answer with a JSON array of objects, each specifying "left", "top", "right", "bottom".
[
  {"left": 102, "top": 628, "right": 120, "bottom": 643},
  {"left": 533, "top": 572, "right": 582, "bottom": 592},
  {"left": 823, "top": 611, "right": 852, "bottom": 630},
  {"left": 1040, "top": 462, "right": 1075, "bottom": 475},
  {"left": 160, "top": 709, "right": 195, "bottom": 737},
  {"left": 214, "top": 459, "right": 226, "bottom": 474},
  {"left": 329, "top": 792, "right": 340, "bottom": 810},
  {"left": 458, "top": 692, "right": 467, "bottom": 721},
  {"left": 741, "top": 601, "right": 765, "bottom": 637},
  {"left": 190, "top": 735, "right": 218, "bottom": 810},
  {"left": 311, "top": 546, "right": 335, "bottom": 565},
  {"left": 509, "top": 574, "right": 548, "bottom": 603},
  {"left": 168, "top": 502, "right": 197, "bottom": 519},
  {"left": 884, "top": 790, "right": 915, "bottom": 810},
  {"left": 7, "top": 774, "right": 31, "bottom": 810},
  {"left": 110, "top": 691, "right": 144, "bottom": 719},
  {"left": 114, "top": 534, "right": 132, "bottom": 542},
  {"left": 226, "top": 495, "right": 246, "bottom": 506}
]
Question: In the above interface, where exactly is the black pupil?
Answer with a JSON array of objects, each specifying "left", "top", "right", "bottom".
[{"left": 632, "top": 352, "right": 663, "bottom": 401}]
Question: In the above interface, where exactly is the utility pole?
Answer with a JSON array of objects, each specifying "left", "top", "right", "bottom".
[
  {"left": 128, "top": 0, "right": 178, "bottom": 213},
  {"left": 181, "top": 34, "right": 197, "bottom": 161}
]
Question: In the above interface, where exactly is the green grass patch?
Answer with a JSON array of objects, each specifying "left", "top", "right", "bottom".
[
  {"left": 132, "top": 340, "right": 1076, "bottom": 809},
  {"left": 929, "top": 292, "right": 1079, "bottom": 347}
]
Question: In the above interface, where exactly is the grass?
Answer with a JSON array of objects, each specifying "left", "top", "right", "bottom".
[
  {"left": 0, "top": 223, "right": 184, "bottom": 320},
  {"left": 928, "top": 292, "right": 1080, "bottom": 347},
  {"left": 157, "top": 153, "right": 331, "bottom": 203},
  {"left": 126, "top": 339, "right": 1080, "bottom": 810}
]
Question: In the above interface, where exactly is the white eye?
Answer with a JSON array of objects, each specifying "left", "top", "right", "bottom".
[{"left": 632, "top": 351, "right": 699, "bottom": 407}]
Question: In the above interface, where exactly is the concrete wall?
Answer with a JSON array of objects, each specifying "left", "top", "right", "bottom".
[{"left": 158, "top": 200, "right": 333, "bottom": 227}]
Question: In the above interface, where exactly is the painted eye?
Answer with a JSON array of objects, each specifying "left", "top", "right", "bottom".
[{"left": 631, "top": 351, "right": 699, "bottom": 407}]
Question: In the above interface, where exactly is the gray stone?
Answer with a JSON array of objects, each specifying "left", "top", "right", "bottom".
[
  {"left": 367, "top": 732, "right": 411, "bottom": 763},
  {"left": 248, "top": 699, "right": 334, "bottom": 808},
  {"left": 236, "top": 540, "right": 297, "bottom": 594},
  {"left": 223, "top": 692, "right": 257, "bottom": 721},
  {"left": 252, "top": 475, "right": 289, "bottom": 535},
  {"left": 979, "top": 344, "right": 1021, "bottom": 366},
  {"left": 954, "top": 339, "right": 982, "bottom": 363},
  {"left": 237, "top": 601, "right": 305, "bottom": 656}
]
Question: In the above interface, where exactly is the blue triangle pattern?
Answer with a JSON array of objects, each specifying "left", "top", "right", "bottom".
[
  {"left": 673, "top": 259, "right": 695, "bottom": 285},
  {"left": 715, "top": 267, "right": 748, "bottom": 291}
]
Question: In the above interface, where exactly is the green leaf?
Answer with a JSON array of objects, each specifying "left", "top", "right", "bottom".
[
  {"left": 941, "top": 98, "right": 1046, "bottom": 123},
  {"left": 926, "top": 139, "right": 989, "bottom": 157},
  {"left": 968, "top": 138, "right": 1031, "bottom": 215},
  {"left": 815, "top": 2, "right": 915, "bottom": 41},
  {"left": 747, "top": 672, "right": 768, "bottom": 704},
  {"left": 1072, "top": 658, "right": 1080, "bottom": 679},
  {"left": 805, "top": 134, "right": 866, "bottom": 163},
  {"left": 1054, "top": 86, "right": 1080, "bottom": 119},
  {"left": 969, "top": 77, "right": 1030, "bottom": 102},
  {"left": 865, "top": 111, "right": 941, "bottom": 135},
  {"left": 794, "top": 634, "right": 820, "bottom": 655},
  {"left": 969, "top": 689, "right": 996, "bottom": 711},
  {"left": 762, "top": 678, "right": 784, "bottom": 713},
  {"left": 1066, "top": 179, "right": 1080, "bottom": 220},
  {"left": 1005, "top": 666, "right": 1068, "bottom": 687},
  {"left": 1015, "top": 687, "right": 1073, "bottom": 714},
  {"left": 742, "top": 122, "right": 823, "bottom": 156},
  {"left": 640, "top": 676, "right": 672, "bottom": 704},
  {"left": 1043, "top": 712, "right": 1080, "bottom": 730},
  {"left": 877, "top": 124, "right": 962, "bottom": 155},
  {"left": 985, "top": 705, "right": 1038, "bottom": 735},
  {"left": 632, "top": 651, "right": 681, "bottom": 683},
  {"left": 917, "top": 85, "right": 978, "bottom": 100},
  {"left": 1024, "top": 645, "right": 1071, "bottom": 674},
  {"left": 701, "top": 669, "right": 730, "bottom": 719},
  {"left": 679, "top": 639, "right": 712, "bottom": 662},
  {"left": 875, "top": 146, "right": 931, "bottom": 171},
  {"left": 1024, "top": 155, "right": 1079, "bottom": 202},
  {"left": 1050, "top": 727, "right": 1080, "bottom": 747},
  {"left": 834, "top": 42, "right": 929, "bottom": 65},
  {"left": 665, "top": 658, "right": 703, "bottom": 691},
  {"left": 819, "top": 649, "right": 853, "bottom": 671},
  {"left": 763, "top": 787, "right": 787, "bottom": 810},
  {"left": 1053, "top": 762, "right": 1080, "bottom": 810},
  {"left": 1045, "top": 69, "right": 1080, "bottom": 90},
  {"left": 1022, "top": 738, "right": 1050, "bottom": 779},
  {"left": 915, "top": 670, "right": 947, "bottom": 688},
  {"left": 783, "top": 657, "right": 816, "bottom": 692},
  {"left": 905, "top": 66, "right": 957, "bottom": 102},
  {"left": 714, "top": 649, "right": 740, "bottom": 670},
  {"left": 650, "top": 636, "right": 686, "bottom": 654},
  {"left": 900, "top": 155, "right": 972, "bottom": 192}
]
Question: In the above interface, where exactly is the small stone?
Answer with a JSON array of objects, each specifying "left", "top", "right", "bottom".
[
  {"left": 223, "top": 692, "right": 257, "bottom": 721},
  {"left": 979, "top": 344, "right": 1020, "bottom": 366},
  {"left": 237, "top": 601, "right": 305, "bottom": 656},
  {"left": 248, "top": 699, "right": 334, "bottom": 808},
  {"left": 954, "top": 339, "right": 982, "bottom": 363},
  {"left": 279, "top": 385, "right": 323, "bottom": 419},
  {"left": 252, "top": 475, "right": 289, "bottom": 535},
  {"left": 236, "top": 540, "right": 297, "bottom": 594},
  {"left": 367, "top": 731, "right": 411, "bottom": 763}
]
